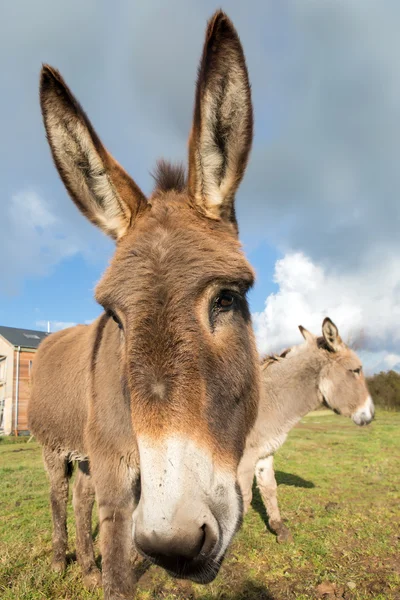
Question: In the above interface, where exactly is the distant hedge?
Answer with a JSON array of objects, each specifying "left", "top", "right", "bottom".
[{"left": 367, "top": 370, "right": 400, "bottom": 411}]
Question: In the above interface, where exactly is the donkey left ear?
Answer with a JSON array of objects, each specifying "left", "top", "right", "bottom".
[
  {"left": 299, "top": 325, "right": 315, "bottom": 344},
  {"left": 322, "top": 317, "right": 343, "bottom": 352},
  {"left": 40, "top": 65, "right": 147, "bottom": 241},
  {"left": 188, "top": 11, "right": 253, "bottom": 232}
]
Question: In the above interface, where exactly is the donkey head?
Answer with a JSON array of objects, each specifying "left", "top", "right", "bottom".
[
  {"left": 40, "top": 11, "right": 260, "bottom": 582},
  {"left": 300, "top": 318, "right": 374, "bottom": 426}
]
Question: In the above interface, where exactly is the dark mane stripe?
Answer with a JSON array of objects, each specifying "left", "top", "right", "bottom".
[
  {"left": 151, "top": 159, "right": 187, "bottom": 194},
  {"left": 261, "top": 347, "right": 292, "bottom": 370}
]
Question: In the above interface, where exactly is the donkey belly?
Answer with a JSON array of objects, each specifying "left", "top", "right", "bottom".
[{"left": 28, "top": 325, "right": 91, "bottom": 456}]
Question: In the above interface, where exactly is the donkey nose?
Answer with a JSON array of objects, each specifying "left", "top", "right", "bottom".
[
  {"left": 352, "top": 395, "right": 375, "bottom": 426},
  {"left": 136, "top": 525, "right": 204, "bottom": 561},
  {"left": 134, "top": 516, "right": 217, "bottom": 567}
]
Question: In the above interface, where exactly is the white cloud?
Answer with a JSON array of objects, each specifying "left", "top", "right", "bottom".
[
  {"left": 1, "top": 189, "right": 112, "bottom": 294},
  {"left": 1, "top": 190, "right": 79, "bottom": 293},
  {"left": 36, "top": 320, "right": 77, "bottom": 332},
  {"left": 253, "top": 252, "right": 400, "bottom": 374},
  {"left": 383, "top": 354, "right": 400, "bottom": 371}
]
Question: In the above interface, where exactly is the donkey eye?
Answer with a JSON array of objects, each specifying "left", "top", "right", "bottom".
[
  {"left": 215, "top": 291, "right": 235, "bottom": 311},
  {"left": 107, "top": 310, "right": 123, "bottom": 330},
  {"left": 351, "top": 367, "right": 362, "bottom": 375}
]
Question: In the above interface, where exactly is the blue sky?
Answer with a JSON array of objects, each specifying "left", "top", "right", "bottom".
[{"left": 1, "top": 1, "right": 400, "bottom": 373}]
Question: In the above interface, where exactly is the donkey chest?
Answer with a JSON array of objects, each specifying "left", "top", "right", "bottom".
[{"left": 258, "top": 432, "right": 289, "bottom": 459}]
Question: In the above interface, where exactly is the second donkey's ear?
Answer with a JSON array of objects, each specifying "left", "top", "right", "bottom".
[
  {"left": 322, "top": 317, "right": 343, "bottom": 352},
  {"left": 40, "top": 65, "right": 147, "bottom": 241},
  {"left": 299, "top": 325, "right": 315, "bottom": 344},
  {"left": 188, "top": 11, "right": 253, "bottom": 232}
]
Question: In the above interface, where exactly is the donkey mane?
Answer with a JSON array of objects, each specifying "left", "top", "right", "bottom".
[
  {"left": 261, "top": 347, "right": 292, "bottom": 370},
  {"left": 152, "top": 159, "right": 187, "bottom": 194},
  {"left": 261, "top": 335, "right": 334, "bottom": 370}
]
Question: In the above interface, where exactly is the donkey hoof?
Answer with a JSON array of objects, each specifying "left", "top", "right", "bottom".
[
  {"left": 83, "top": 568, "right": 102, "bottom": 590},
  {"left": 276, "top": 526, "right": 293, "bottom": 544},
  {"left": 51, "top": 559, "right": 67, "bottom": 573}
]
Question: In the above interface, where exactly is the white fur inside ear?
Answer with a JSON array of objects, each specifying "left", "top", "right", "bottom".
[
  {"left": 191, "top": 49, "right": 252, "bottom": 220},
  {"left": 198, "top": 78, "right": 247, "bottom": 212},
  {"left": 46, "top": 111, "right": 130, "bottom": 239},
  {"left": 322, "top": 319, "right": 342, "bottom": 351}
]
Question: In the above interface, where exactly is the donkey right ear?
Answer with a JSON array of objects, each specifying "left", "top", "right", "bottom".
[
  {"left": 188, "top": 11, "right": 253, "bottom": 232},
  {"left": 40, "top": 65, "right": 147, "bottom": 241},
  {"left": 322, "top": 317, "right": 343, "bottom": 352},
  {"left": 299, "top": 325, "right": 315, "bottom": 344}
]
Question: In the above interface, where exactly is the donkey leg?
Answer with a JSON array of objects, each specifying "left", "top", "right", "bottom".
[
  {"left": 237, "top": 450, "right": 259, "bottom": 515},
  {"left": 43, "top": 447, "right": 72, "bottom": 572},
  {"left": 255, "top": 455, "right": 293, "bottom": 543},
  {"left": 73, "top": 460, "right": 102, "bottom": 589},
  {"left": 242, "top": 484, "right": 253, "bottom": 516},
  {"left": 95, "top": 466, "right": 137, "bottom": 600}
]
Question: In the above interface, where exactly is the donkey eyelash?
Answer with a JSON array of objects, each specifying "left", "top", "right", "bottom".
[{"left": 106, "top": 309, "right": 123, "bottom": 330}]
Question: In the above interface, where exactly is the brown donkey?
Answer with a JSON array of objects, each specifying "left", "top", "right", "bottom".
[
  {"left": 238, "top": 318, "right": 374, "bottom": 543},
  {"left": 28, "top": 11, "right": 261, "bottom": 599}
]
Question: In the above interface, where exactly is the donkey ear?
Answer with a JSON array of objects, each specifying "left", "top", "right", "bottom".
[
  {"left": 40, "top": 65, "right": 147, "bottom": 240},
  {"left": 188, "top": 11, "right": 253, "bottom": 231},
  {"left": 322, "top": 317, "right": 342, "bottom": 352},
  {"left": 299, "top": 325, "right": 315, "bottom": 344}
]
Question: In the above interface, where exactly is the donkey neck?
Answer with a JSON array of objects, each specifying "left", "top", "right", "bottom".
[{"left": 249, "top": 344, "right": 327, "bottom": 455}]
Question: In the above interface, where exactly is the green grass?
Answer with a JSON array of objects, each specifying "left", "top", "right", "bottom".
[{"left": 1, "top": 410, "right": 399, "bottom": 599}]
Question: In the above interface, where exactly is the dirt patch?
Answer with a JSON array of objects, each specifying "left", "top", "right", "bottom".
[
  {"left": 316, "top": 581, "right": 345, "bottom": 598},
  {"left": 325, "top": 502, "right": 340, "bottom": 512}
]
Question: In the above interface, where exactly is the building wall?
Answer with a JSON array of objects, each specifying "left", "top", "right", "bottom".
[
  {"left": 13, "top": 349, "right": 36, "bottom": 435},
  {"left": 0, "top": 336, "right": 15, "bottom": 435}
]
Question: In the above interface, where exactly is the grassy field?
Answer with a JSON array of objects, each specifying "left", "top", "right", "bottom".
[{"left": 1, "top": 410, "right": 399, "bottom": 600}]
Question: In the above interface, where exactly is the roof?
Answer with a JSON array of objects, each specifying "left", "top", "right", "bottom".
[{"left": 0, "top": 325, "right": 50, "bottom": 349}]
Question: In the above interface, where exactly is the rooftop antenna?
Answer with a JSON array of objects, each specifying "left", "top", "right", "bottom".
[{"left": 47, "top": 321, "right": 51, "bottom": 333}]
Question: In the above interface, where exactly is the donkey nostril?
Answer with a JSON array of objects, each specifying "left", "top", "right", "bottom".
[{"left": 199, "top": 522, "right": 215, "bottom": 556}]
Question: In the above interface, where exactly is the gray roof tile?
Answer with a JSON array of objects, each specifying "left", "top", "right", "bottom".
[{"left": 0, "top": 325, "right": 50, "bottom": 349}]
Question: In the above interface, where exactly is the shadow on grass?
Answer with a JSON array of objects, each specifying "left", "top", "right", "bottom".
[
  {"left": 250, "top": 483, "right": 270, "bottom": 530},
  {"left": 65, "top": 548, "right": 273, "bottom": 599},
  {"left": 275, "top": 471, "right": 315, "bottom": 488},
  {"left": 66, "top": 551, "right": 77, "bottom": 565},
  {"left": 197, "top": 580, "right": 276, "bottom": 599},
  {"left": 92, "top": 521, "right": 100, "bottom": 541}
]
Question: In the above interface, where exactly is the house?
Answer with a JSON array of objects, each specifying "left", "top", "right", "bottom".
[{"left": 0, "top": 326, "right": 49, "bottom": 436}]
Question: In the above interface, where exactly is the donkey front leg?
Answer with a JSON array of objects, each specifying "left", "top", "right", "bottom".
[
  {"left": 94, "top": 463, "right": 138, "bottom": 600},
  {"left": 237, "top": 448, "right": 260, "bottom": 514},
  {"left": 43, "top": 447, "right": 72, "bottom": 573},
  {"left": 73, "top": 460, "right": 102, "bottom": 589},
  {"left": 255, "top": 455, "right": 293, "bottom": 543}
]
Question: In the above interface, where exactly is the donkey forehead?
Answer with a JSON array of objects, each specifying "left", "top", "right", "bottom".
[
  {"left": 96, "top": 198, "right": 254, "bottom": 305},
  {"left": 333, "top": 348, "right": 362, "bottom": 369}
]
